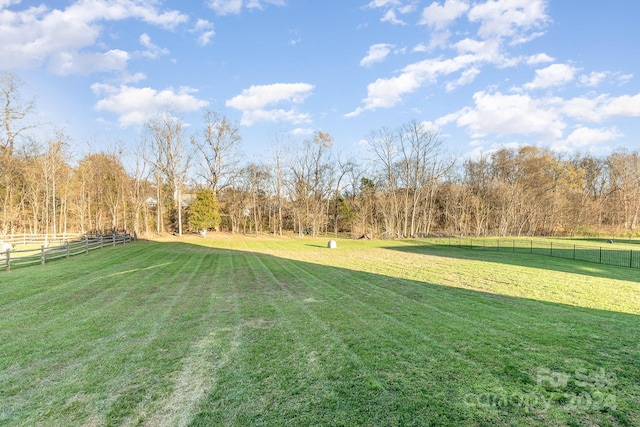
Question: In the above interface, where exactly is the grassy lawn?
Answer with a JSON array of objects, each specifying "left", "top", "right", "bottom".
[{"left": 0, "top": 235, "right": 639, "bottom": 426}]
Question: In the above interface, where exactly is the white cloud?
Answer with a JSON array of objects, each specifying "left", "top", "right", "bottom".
[
  {"left": 247, "top": 0, "right": 286, "bottom": 11},
  {"left": 239, "top": 109, "right": 312, "bottom": 126},
  {"left": 566, "top": 126, "right": 622, "bottom": 148},
  {"left": 226, "top": 83, "right": 314, "bottom": 126},
  {"left": 49, "top": 49, "right": 130, "bottom": 76},
  {"left": 192, "top": 19, "right": 215, "bottom": 46},
  {"left": 618, "top": 74, "right": 633, "bottom": 85},
  {"left": 198, "top": 31, "right": 215, "bottom": 46},
  {"left": 367, "top": 0, "right": 414, "bottom": 24},
  {"left": 381, "top": 9, "right": 406, "bottom": 25},
  {"left": 579, "top": 71, "right": 608, "bottom": 87},
  {"left": 207, "top": 0, "right": 243, "bottom": 15},
  {"left": 453, "top": 37, "right": 503, "bottom": 63},
  {"left": 561, "top": 95, "right": 606, "bottom": 122},
  {"left": 413, "top": 43, "right": 428, "bottom": 53},
  {"left": 427, "top": 30, "right": 453, "bottom": 50},
  {"left": 446, "top": 67, "right": 480, "bottom": 91},
  {"left": 351, "top": 0, "right": 555, "bottom": 117},
  {"left": 291, "top": 127, "right": 315, "bottom": 136},
  {"left": 557, "top": 93, "right": 640, "bottom": 123},
  {"left": 455, "top": 91, "right": 565, "bottom": 140},
  {"left": 468, "top": 0, "right": 549, "bottom": 40},
  {"left": 367, "top": 0, "right": 401, "bottom": 9},
  {"left": 347, "top": 54, "right": 479, "bottom": 116},
  {"left": 449, "top": 90, "right": 640, "bottom": 148},
  {"left": 92, "top": 84, "right": 209, "bottom": 126},
  {"left": 526, "top": 53, "right": 554, "bottom": 65},
  {"left": 227, "top": 83, "right": 313, "bottom": 110},
  {"left": 207, "top": 0, "right": 284, "bottom": 16},
  {"left": 523, "top": 63, "right": 576, "bottom": 90},
  {"left": 360, "top": 44, "right": 394, "bottom": 67},
  {"left": 419, "top": 0, "right": 469, "bottom": 30},
  {"left": 601, "top": 93, "right": 640, "bottom": 118},
  {"left": 0, "top": 1, "right": 187, "bottom": 74},
  {"left": 65, "top": 0, "right": 188, "bottom": 30},
  {"left": 139, "top": 33, "right": 169, "bottom": 59}
]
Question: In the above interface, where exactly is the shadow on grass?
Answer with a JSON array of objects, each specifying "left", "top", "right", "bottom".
[
  {"left": 175, "top": 241, "right": 640, "bottom": 427},
  {"left": 2, "top": 239, "right": 640, "bottom": 426},
  {"left": 384, "top": 240, "right": 640, "bottom": 284}
]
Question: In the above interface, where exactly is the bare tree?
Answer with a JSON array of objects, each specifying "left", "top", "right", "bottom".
[
  {"left": 366, "top": 126, "right": 400, "bottom": 237},
  {"left": 144, "top": 112, "right": 190, "bottom": 235},
  {"left": 130, "top": 143, "right": 153, "bottom": 237},
  {"left": 606, "top": 149, "right": 640, "bottom": 231},
  {"left": 40, "top": 134, "right": 72, "bottom": 237},
  {"left": 1, "top": 72, "right": 36, "bottom": 157},
  {"left": 241, "top": 162, "right": 271, "bottom": 236},
  {"left": 366, "top": 121, "right": 450, "bottom": 237},
  {"left": 191, "top": 111, "right": 242, "bottom": 194},
  {"left": 287, "top": 131, "right": 335, "bottom": 237}
]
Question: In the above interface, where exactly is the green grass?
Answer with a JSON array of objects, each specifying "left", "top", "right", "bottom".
[{"left": 0, "top": 235, "right": 639, "bottom": 426}]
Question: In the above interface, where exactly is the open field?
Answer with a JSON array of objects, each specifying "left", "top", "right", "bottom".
[{"left": 1, "top": 235, "right": 639, "bottom": 426}]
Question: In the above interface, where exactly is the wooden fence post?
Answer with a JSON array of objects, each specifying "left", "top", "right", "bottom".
[
  {"left": 66, "top": 242, "right": 70, "bottom": 259},
  {"left": 40, "top": 245, "right": 45, "bottom": 265},
  {"left": 5, "top": 249, "right": 10, "bottom": 272},
  {"left": 100, "top": 235, "right": 104, "bottom": 249},
  {"left": 112, "top": 234, "right": 116, "bottom": 247},
  {"left": 85, "top": 238, "right": 89, "bottom": 254}
]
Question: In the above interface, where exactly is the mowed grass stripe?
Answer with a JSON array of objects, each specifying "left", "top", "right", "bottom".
[
  {"left": 2, "top": 243, "right": 227, "bottom": 426},
  {"left": 190, "top": 249, "right": 408, "bottom": 425},
  {"left": 1, "top": 237, "right": 639, "bottom": 426},
  {"left": 143, "top": 245, "right": 244, "bottom": 427},
  {"left": 249, "top": 251, "right": 537, "bottom": 424},
  {"left": 261, "top": 252, "right": 482, "bottom": 425},
  {"left": 190, "top": 237, "right": 640, "bottom": 425}
]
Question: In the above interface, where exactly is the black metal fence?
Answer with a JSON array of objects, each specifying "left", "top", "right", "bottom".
[{"left": 435, "top": 237, "right": 640, "bottom": 269}]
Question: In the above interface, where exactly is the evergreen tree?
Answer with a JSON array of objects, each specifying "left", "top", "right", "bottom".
[{"left": 187, "top": 189, "right": 221, "bottom": 235}]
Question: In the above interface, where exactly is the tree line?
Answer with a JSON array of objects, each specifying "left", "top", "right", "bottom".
[{"left": 2, "top": 71, "right": 639, "bottom": 239}]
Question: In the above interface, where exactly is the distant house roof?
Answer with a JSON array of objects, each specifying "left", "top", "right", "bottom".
[{"left": 146, "top": 193, "right": 196, "bottom": 208}]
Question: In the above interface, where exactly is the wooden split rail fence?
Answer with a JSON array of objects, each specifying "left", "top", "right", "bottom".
[{"left": 0, "top": 233, "right": 132, "bottom": 272}]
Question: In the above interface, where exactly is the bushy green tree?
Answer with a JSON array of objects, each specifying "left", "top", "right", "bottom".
[{"left": 187, "top": 189, "right": 221, "bottom": 234}]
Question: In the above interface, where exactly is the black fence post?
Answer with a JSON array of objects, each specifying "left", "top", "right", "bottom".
[{"left": 631, "top": 249, "right": 634, "bottom": 268}]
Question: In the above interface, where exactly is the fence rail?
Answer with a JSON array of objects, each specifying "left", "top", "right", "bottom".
[
  {"left": 433, "top": 237, "right": 640, "bottom": 269},
  {"left": 0, "top": 233, "right": 132, "bottom": 272}
]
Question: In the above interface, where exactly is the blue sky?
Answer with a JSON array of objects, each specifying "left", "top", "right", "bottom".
[{"left": 3, "top": 0, "right": 640, "bottom": 163}]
